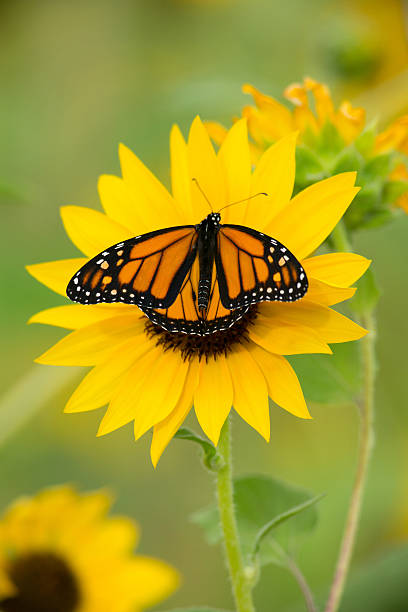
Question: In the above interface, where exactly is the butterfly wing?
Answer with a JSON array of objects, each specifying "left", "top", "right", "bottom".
[
  {"left": 66, "top": 225, "right": 197, "bottom": 309},
  {"left": 215, "top": 224, "right": 308, "bottom": 309},
  {"left": 142, "top": 258, "right": 249, "bottom": 335}
]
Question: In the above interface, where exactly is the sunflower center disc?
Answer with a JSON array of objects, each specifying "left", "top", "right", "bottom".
[
  {"left": 145, "top": 305, "right": 258, "bottom": 360},
  {"left": 1, "top": 552, "right": 80, "bottom": 612}
]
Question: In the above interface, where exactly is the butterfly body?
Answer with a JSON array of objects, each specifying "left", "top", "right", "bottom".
[
  {"left": 67, "top": 212, "right": 308, "bottom": 336},
  {"left": 196, "top": 212, "right": 221, "bottom": 312}
]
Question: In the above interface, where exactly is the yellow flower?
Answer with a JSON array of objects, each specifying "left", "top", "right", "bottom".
[
  {"left": 27, "top": 117, "right": 369, "bottom": 466},
  {"left": 207, "top": 77, "right": 366, "bottom": 162},
  {"left": 207, "top": 78, "right": 408, "bottom": 215},
  {"left": 0, "top": 486, "right": 179, "bottom": 612}
]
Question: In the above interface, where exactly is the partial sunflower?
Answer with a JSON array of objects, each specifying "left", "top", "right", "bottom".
[
  {"left": 207, "top": 77, "right": 408, "bottom": 228},
  {"left": 0, "top": 486, "right": 179, "bottom": 612},
  {"left": 27, "top": 117, "right": 370, "bottom": 466}
]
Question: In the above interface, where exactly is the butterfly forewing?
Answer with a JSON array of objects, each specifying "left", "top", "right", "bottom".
[
  {"left": 66, "top": 225, "right": 197, "bottom": 309},
  {"left": 215, "top": 224, "right": 308, "bottom": 309}
]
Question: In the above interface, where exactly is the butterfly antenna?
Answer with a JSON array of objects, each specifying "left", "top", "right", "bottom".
[
  {"left": 217, "top": 192, "right": 268, "bottom": 213},
  {"left": 192, "top": 178, "right": 213, "bottom": 212}
]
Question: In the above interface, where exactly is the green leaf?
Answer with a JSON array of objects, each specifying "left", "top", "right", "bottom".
[
  {"left": 192, "top": 475, "right": 321, "bottom": 567},
  {"left": 289, "top": 341, "right": 362, "bottom": 404},
  {"left": 350, "top": 267, "right": 380, "bottom": 315},
  {"left": 252, "top": 493, "right": 324, "bottom": 558},
  {"left": 174, "top": 428, "right": 224, "bottom": 471}
]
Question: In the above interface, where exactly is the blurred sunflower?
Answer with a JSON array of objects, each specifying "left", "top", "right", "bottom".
[
  {"left": 207, "top": 77, "right": 408, "bottom": 226},
  {"left": 0, "top": 486, "right": 179, "bottom": 612},
  {"left": 27, "top": 117, "right": 369, "bottom": 465}
]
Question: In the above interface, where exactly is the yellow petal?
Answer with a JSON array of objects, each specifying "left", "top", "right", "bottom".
[
  {"left": 218, "top": 119, "right": 251, "bottom": 225},
  {"left": 35, "top": 315, "right": 144, "bottom": 366},
  {"left": 260, "top": 301, "right": 367, "bottom": 343},
  {"left": 303, "top": 252, "right": 371, "bottom": 287},
  {"left": 151, "top": 359, "right": 200, "bottom": 467},
  {"left": 268, "top": 173, "right": 359, "bottom": 259},
  {"left": 119, "top": 556, "right": 180, "bottom": 609},
  {"left": 188, "top": 115, "right": 226, "bottom": 218},
  {"left": 60, "top": 205, "right": 132, "bottom": 258},
  {"left": 170, "top": 124, "right": 194, "bottom": 222},
  {"left": 241, "top": 84, "right": 294, "bottom": 147},
  {"left": 119, "top": 143, "right": 183, "bottom": 230},
  {"left": 65, "top": 336, "right": 153, "bottom": 414},
  {"left": 303, "top": 278, "right": 356, "bottom": 306},
  {"left": 194, "top": 354, "right": 233, "bottom": 445},
  {"left": 227, "top": 345, "right": 270, "bottom": 441},
  {"left": 249, "top": 314, "right": 332, "bottom": 355},
  {"left": 205, "top": 120, "right": 228, "bottom": 146},
  {"left": 98, "top": 174, "right": 151, "bottom": 234},
  {"left": 133, "top": 349, "right": 189, "bottom": 440},
  {"left": 335, "top": 101, "right": 366, "bottom": 144},
  {"left": 98, "top": 347, "right": 189, "bottom": 438},
  {"left": 245, "top": 132, "right": 297, "bottom": 230},
  {"left": 98, "top": 345, "right": 160, "bottom": 435},
  {"left": 250, "top": 345, "right": 310, "bottom": 419},
  {"left": 28, "top": 304, "right": 135, "bottom": 330},
  {"left": 26, "top": 258, "right": 87, "bottom": 296}
]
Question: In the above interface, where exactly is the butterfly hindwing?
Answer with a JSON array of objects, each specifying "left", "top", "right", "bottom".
[
  {"left": 215, "top": 224, "right": 308, "bottom": 309},
  {"left": 66, "top": 225, "right": 197, "bottom": 309}
]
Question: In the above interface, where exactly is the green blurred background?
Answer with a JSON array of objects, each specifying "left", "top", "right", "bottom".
[{"left": 1, "top": 0, "right": 408, "bottom": 610}]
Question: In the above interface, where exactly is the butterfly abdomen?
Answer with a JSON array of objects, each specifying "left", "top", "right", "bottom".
[{"left": 197, "top": 214, "right": 220, "bottom": 312}]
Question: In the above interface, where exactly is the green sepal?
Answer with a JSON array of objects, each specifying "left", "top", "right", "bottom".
[
  {"left": 174, "top": 427, "right": 224, "bottom": 471},
  {"left": 315, "top": 121, "right": 346, "bottom": 159},
  {"left": 350, "top": 267, "right": 380, "bottom": 316},
  {"left": 295, "top": 145, "right": 325, "bottom": 187},
  {"left": 192, "top": 475, "right": 321, "bottom": 567},
  {"left": 289, "top": 341, "right": 362, "bottom": 405},
  {"left": 332, "top": 146, "right": 363, "bottom": 174},
  {"left": 354, "top": 121, "right": 377, "bottom": 156},
  {"left": 383, "top": 179, "right": 408, "bottom": 205},
  {"left": 362, "top": 152, "right": 393, "bottom": 180}
]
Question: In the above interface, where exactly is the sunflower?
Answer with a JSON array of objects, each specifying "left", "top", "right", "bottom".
[
  {"left": 207, "top": 77, "right": 408, "bottom": 216},
  {"left": 27, "top": 117, "right": 369, "bottom": 466},
  {"left": 206, "top": 78, "right": 366, "bottom": 161},
  {"left": 0, "top": 486, "right": 179, "bottom": 612}
]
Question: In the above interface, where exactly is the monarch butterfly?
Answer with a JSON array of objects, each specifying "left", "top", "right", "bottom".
[{"left": 66, "top": 206, "right": 308, "bottom": 336}]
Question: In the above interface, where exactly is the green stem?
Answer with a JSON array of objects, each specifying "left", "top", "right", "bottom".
[
  {"left": 325, "top": 221, "right": 376, "bottom": 612},
  {"left": 216, "top": 418, "right": 256, "bottom": 612},
  {"left": 325, "top": 312, "right": 375, "bottom": 612}
]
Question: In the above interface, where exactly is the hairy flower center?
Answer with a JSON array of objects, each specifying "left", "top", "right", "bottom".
[
  {"left": 144, "top": 306, "right": 258, "bottom": 360},
  {"left": 1, "top": 552, "right": 81, "bottom": 612}
]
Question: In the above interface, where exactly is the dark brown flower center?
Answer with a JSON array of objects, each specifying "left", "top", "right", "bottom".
[
  {"left": 0, "top": 552, "right": 80, "bottom": 612},
  {"left": 144, "top": 306, "right": 258, "bottom": 360}
]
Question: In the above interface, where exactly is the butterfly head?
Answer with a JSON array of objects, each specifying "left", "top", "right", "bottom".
[{"left": 206, "top": 212, "right": 221, "bottom": 227}]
